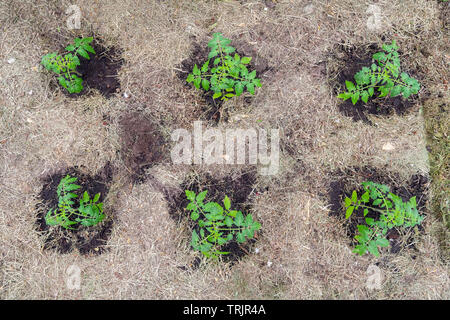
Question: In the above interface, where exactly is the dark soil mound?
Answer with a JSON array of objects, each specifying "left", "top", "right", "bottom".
[{"left": 119, "top": 112, "right": 167, "bottom": 183}]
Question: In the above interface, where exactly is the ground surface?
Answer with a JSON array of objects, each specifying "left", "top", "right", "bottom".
[{"left": 0, "top": 0, "right": 448, "bottom": 299}]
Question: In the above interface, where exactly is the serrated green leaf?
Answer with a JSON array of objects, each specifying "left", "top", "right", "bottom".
[
  {"left": 346, "top": 206, "right": 355, "bottom": 219},
  {"left": 185, "top": 190, "right": 195, "bottom": 201},
  {"left": 196, "top": 190, "right": 207, "bottom": 203},
  {"left": 223, "top": 195, "right": 231, "bottom": 210},
  {"left": 202, "top": 79, "right": 210, "bottom": 91}
]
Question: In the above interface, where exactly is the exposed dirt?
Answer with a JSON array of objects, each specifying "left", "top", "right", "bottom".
[
  {"left": 328, "top": 166, "right": 429, "bottom": 254},
  {"left": 35, "top": 163, "right": 114, "bottom": 255},
  {"left": 164, "top": 169, "right": 260, "bottom": 266},
  {"left": 76, "top": 40, "right": 123, "bottom": 98},
  {"left": 177, "top": 37, "right": 270, "bottom": 124},
  {"left": 327, "top": 43, "right": 420, "bottom": 123},
  {"left": 119, "top": 111, "right": 168, "bottom": 183}
]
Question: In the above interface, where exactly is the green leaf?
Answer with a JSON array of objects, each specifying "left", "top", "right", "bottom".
[
  {"left": 236, "top": 232, "right": 246, "bottom": 243},
  {"left": 185, "top": 190, "right": 195, "bottom": 201},
  {"left": 346, "top": 206, "right": 355, "bottom": 219},
  {"left": 373, "top": 52, "right": 386, "bottom": 62},
  {"left": 193, "top": 77, "right": 201, "bottom": 89},
  {"left": 201, "top": 60, "right": 209, "bottom": 73},
  {"left": 367, "top": 241, "right": 380, "bottom": 257},
  {"left": 376, "top": 238, "right": 390, "bottom": 247},
  {"left": 353, "top": 244, "right": 367, "bottom": 256},
  {"left": 196, "top": 190, "right": 207, "bottom": 203},
  {"left": 228, "top": 210, "right": 239, "bottom": 218},
  {"left": 65, "top": 44, "right": 75, "bottom": 52},
  {"left": 213, "top": 92, "right": 222, "bottom": 99},
  {"left": 247, "top": 83, "right": 255, "bottom": 95},
  {"left": 344, "top": 197, "right": 352, "bottom": 207},
  {"left": 351, "top": 92, "right": 360, "bottom": 105},
  {"left": 77, "top": 48, "right": 91, "bottom": 59},
  {"left": 208, "top": 50, "right": 219, "bottom": 59},
  {"left": 223, "top": 195, "right": 231, "bottom": 210},
  {"left": 83, "top": 44, "right": 96, "bottom": 54},
  {"left": 390, "top": 85, "right": 402, "bottom": 97},
  {"left": 235, "top": 82, "right": 244, "bottom": 96},
  {"left": 202, "top": 79, "right": 210, "bottom": 91},
  {"left": 361, "top": 90, "right": 369, "bottom": 103},
  {"left": 361, "top": 192, "right": 370, "bottom": 203},
  {"left": 345, "top": 80, "right": 355, "bottom": 92},
  {"left": 373, "top": 199, "right": 382, "bottom": 206},
  {"left": 193, "top": 64, "right": 200, "bottom": 76},
  {"left": 337, "top": 92, "right": 352, "bottom": 100},
  {"left": 248, "top": 70, "right": 256, "bottom": 80},
  {"left": 224, "top": 216, "right": 233, "bottom": 227},
  {"left": 57, "top": 76, "right": 68, "bottom": 88},
  {"left": 191, "top": 230, "right": 199, "bottom": 248},
  {"left": 203, "top": 202, "right": 223, "bottom": 215},
  {"left": 235, "top": 211, "right": 244, "bottom": 226},
  {"left": 241, "top": 57, "right": 252, "bottom": 64},
  {"left": 351, "top": 190, "right": 357, "bottom": 203},
  {"left": 223, "top": 46, "right": 235, "bottom": 54},
  {"left": 191, "top": 211, "right": 199, "bottom": 221},
  {"left": 186, "top": 73, "right": 194, "bottom": 83}
]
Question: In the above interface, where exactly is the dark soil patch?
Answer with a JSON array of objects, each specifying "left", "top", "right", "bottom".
[
  {"left": 164, "top": 170, "right": 260, "bottom": 267},
  {"left": 35, "top": 163, "right": 114, "bottom": 255},
  {"left": 327, "top": 43, "right": 419, "bottom": 123},
  {"left": 328, "top": 166, "right": 429, "bottom": 254},
  {"left": 119, "top": 111, "right": 167, "bottom": 183},
  {"left": 176, "top": 37, "right": 270, "bottom": 124},
  {"left": 76, "top": 40, "right": 123, "bottom": 98}
]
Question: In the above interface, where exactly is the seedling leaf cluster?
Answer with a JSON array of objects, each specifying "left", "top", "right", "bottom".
[
  {"left": 187, "top": 33, "right": 262, "bottom": 101},
  {"left": 41, "top": 37, "right": 96, "bottom": 93},
  {"left": 45, "top": 175, "right": 105, "bottom": 229},
  {"left": 338, "top": 40, "right": 420, "bottom": 105},
  {"left": 344, "top": 181, "right": 424, "bottom": 257},
  {"left": 185, "top": 190, "right": 261, "bottom": 260}
]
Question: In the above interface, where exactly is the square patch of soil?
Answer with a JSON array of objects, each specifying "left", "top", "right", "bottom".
[
  {"left": 327, "top": 43, "right": 420, "bottom": 123},
  {"left": 164, "top": 169, "right": 260, "bottom": 267},
  {"left": 328, "top": 166, "right": 429, "bottom": 254},
  {"left": 119, "top": 111, "right": 168, "bottom": 183},
  {"left": 76, "top": 40, "right": 123, "bottom": 98},
  {"left": 35, "top": 164, "right": 114, "bottom": 255}
]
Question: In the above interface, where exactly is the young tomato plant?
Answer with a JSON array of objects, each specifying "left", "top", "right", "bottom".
[
  {"left": 45, "top": 175, "right": 105, "bottom": 229},
  {"left": 344, "top": 181, "right": 424, "bottom": 257},
  {"left": 186, "top": 33, "right": 262, "bottom": 101},
  {"left": 41, "top": 37, "right": 96, "bottom": 93},
  {"left": 185, "top": 190, "right": 261, "bottom": 260},
  {"left": 338, "top": 40, "right": 420, "bottom": 105}
]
